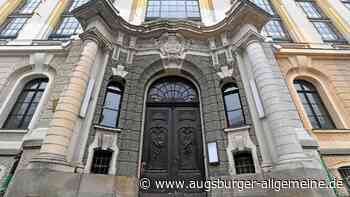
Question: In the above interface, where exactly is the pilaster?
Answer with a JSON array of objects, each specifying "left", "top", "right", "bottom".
[
  {"left": 0, "top": 0, "right": 21, "bottom": 26},
  {"left": 199, "top": 0, "right": 216, "bottom": 25},
  {"left": 315, "top": 0, "right": 350, "bottom": 42},
  {"left": 270, "top": 0, "right": 323, "bottom": 44},
  {"left": 16, "top": 0, "right": 68, "bottom": 41}
]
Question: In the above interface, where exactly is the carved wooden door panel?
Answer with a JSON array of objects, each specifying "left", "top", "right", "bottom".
[
  {"left": 141, "top": 106, "right": 205, "bottom": 194},
  {"left": 174, "top": 107, "right": 204, "bottom": 182},
  {"left": 142, "top": 107, "right": 171, "bottom": 187}
]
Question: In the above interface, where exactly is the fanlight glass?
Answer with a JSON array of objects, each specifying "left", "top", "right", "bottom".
[{"left": 147, "top": 78, "right": 198, "bottom": 103}]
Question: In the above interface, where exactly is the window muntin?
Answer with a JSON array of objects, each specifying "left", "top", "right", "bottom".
[
  {"left": 99, "top": 82, "right": 123, "bottom": 128},
  {"left": 339, "top": 166, "right": 350, "bottom": 190},
  {"left": 298, "top": 1, "right": 323, "bottom": 18},
  {"left": 296, "top": 0, "right": 345, "bottom": 42},
  {"left": 343, "top": 0, "right": 350, "bottom": 10},
  {"left": 250, "top": 0, "right": 290, "bottom": 41},
  {"left": 222, "top": 83, "right": 245, "bottom": 128},
  {"left": 146, "top": 0, "right": 201, "bottom": 21},
  {"left": 234, "top": 152, "right": 255, "bottom": 174},
  {"left": 261, "top": 19, "right": 288, "bottom": 40},
  {"left": 3, "top": 78, "right": 48, "bottom": 129},
  {"left": 294, "top": 80, "right": 335, "bottom": 129},
  {"left": 90, "top": 149, "right": 113, "bottom": 174},
  {"left": 69, "top": 0, "right": 89, "bottom": 12},
  {"left": 0, "top": 18, "right": 28, "bottom": 38},
  {"left": 250, "top": 0, "right": 274, "bottom": 15},
  {"left": 147, "top": 78, "right": 198, "bottom": 103},
  {"left": 49, "top": 0, "right": 88, "bottom": 40},
  {"left": 20, "top": 0, "right": 41, "bottom": 14},
  {"left": 0, "top": 0, "right": 42, "bottom": 39},
  {"left": 54, "top": 17, "right": 82, "bottom": 37},
  {"left": 312, "top": 21, "right": 339, "bottom": 41}
]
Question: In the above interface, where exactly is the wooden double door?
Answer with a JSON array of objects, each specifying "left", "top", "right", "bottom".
[{"left": 141, "top": 104, "right": 205, "bottom": 194}]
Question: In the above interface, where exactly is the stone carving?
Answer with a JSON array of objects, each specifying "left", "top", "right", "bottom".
[
  {"left": 217, "top": 66, "right": 234, "bottom": 79},
  {"left": 150, "top": 127, "right": 166, "bottom": 161},
  {"left": 112, "top": 65, "right": 128, "bottom": 78},
  {"left": 157, "top": 33, "right": 186, "bottom": 69},
  {"left": 179, "top": 127, "right": 196, "bottom": 169},
  {"left": 181, "top": 127, "right": 194, "bottom": 154}
]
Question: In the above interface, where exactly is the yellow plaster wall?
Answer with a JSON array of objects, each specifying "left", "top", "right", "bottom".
[
  {"left": 315, "top": 0, "right": 350, "bottom": 39},
  {"left": 0, "top": 0, "right": 22, "bottom": 26},
  {"left": 277, "top": 53, "right": 350, "bottom": 195},
  {"left": 277, "top": 54, "right": 350, "bottom": 130},
  {"left": 270, "top": 0, "right": 306, "bottom": 43},
  {"left": 47, "top": 0, "right": 69, "bottom": 30}
]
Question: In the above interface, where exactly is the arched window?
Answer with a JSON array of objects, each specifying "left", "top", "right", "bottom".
[
  {"left": 99, "top": 82, "right": 123, "bottom": 128},
  {"left": 294, "top": 80, "right": 335, "bottom": 129},
  {"left": 147, "top": 77, "right": 198, "bottom": 103},
  {"left": 222, "top": 83, "right": 245, "bottom": 128},
  {"left": 339, "top": 166, "right": 350, "bottom": 190},
  {"left": 3, "top": 78, "right": 48, "bottom": 129},
  {"left": 90, "top": 148, "right": 113, "bottom": 174},
  {"left": 234, "top": 151, "right": 255, "bottom": 174}
]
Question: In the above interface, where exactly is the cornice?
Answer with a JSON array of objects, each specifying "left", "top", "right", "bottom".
[
  {"left": 79, "top": 27, "right": 113, "bottom": 51},
  {"left": 73, "top": 0, "right": 271, "bottom": 39}
]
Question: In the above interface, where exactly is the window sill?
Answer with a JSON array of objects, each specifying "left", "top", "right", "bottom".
[
  {"left": 94, "top": 125, "right": 121, "bottom": 133},
  {"left": 224, "top": 125, "right": 250, "bottom": 133},
  {"left": 0, "top": 129, "right": 28, "bottom": 134},
  {"left": 313, "top": 129, "right": 350, "bottom": 133}
]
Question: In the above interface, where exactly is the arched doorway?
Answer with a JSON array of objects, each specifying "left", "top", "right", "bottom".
[{"left": 141, "top": 77, "right": 205, "bottom": 194}]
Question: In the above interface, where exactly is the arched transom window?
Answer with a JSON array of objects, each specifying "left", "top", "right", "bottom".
[{"left": 147, "top": 77, "right": 198, "bottom": 103}]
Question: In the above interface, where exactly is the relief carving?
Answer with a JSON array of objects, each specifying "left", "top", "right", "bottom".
[
  {"left": 157, "top": 33, "right": 186, "bottom": 69},
  {"left": 149, "top": 126, "right": 167, "bottom": 168}
]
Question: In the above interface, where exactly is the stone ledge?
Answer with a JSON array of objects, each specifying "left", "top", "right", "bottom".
[
  {"left": 94, "top": 124, "right": 122, "bottom": 133},
  {"left": 224, "top": 125, "right": 251, "bottom": 133},
  {"left": 320, "top": 148, "right": 350, "bottom": 155}
]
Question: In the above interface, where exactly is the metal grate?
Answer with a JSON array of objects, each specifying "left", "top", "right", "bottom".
[
  {"left": 339, "top": 166, "right": 350, "bottom": 191},
  {"left": 91, "top": 149, "right": 113, "bottom": 174},
  {"left": 234, "top": 152, "right": 255, "bottom": 174}
]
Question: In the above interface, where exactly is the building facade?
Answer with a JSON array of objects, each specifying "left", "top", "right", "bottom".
[{"left": 0, "top": 0, "right": 348, "bottom": 196}]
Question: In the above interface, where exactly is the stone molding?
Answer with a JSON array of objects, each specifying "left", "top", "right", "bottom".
[
  {"left": 79, "top": 27, "right": 113, "bottom": 51},
  {"left": 225, "top": 127, "right": 261, "bottom": 176},
  {"left": 73, "top": 0, "right": 270, "bottom": 39},
  {"left": 84, "top": 130, "right": 119, "bottom": 175}
]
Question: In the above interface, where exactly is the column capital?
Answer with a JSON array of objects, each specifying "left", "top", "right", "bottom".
[
  {"left": 238, "top": 29, "right": 265, "bottom": 50},
  {"left": 80, "top": 27, "right": 113, "bottom": 51}
]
